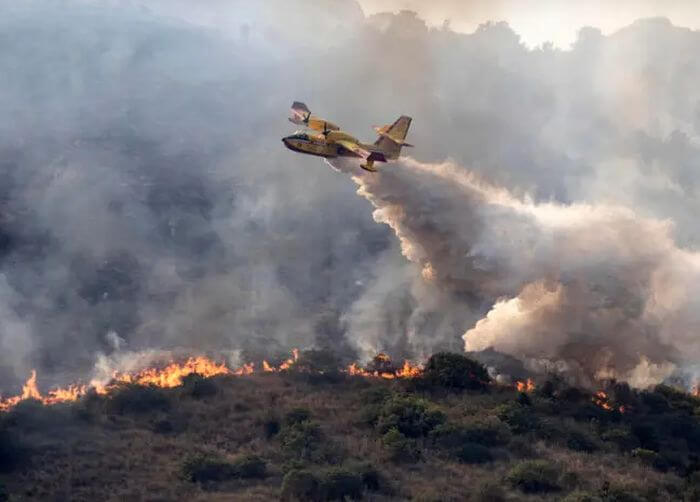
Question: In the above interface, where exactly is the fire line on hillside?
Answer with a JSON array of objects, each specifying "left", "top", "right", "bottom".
[{"left": 0, "top": 350, "right": 425, "bottom": 412}]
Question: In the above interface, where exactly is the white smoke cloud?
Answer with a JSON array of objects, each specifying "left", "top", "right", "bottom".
[{"left": 333, "top": 157, "right": 700, "bottom": 387}]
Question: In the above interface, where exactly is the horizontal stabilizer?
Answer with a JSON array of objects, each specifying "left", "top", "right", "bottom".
[{"left": 373, "top": 116, "right": 412, "bottom": 159}]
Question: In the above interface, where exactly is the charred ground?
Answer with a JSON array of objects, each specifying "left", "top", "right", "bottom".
[{"left": 2, "top": 352, "right": 700, "bottom": 501}]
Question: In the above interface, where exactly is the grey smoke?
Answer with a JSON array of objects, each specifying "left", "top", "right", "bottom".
[
  {"left": 333, "top": 158, "right": 698, "bottom": 387},
  {"left": 2, "top": 1, "right": 700, "bottom": 389}
]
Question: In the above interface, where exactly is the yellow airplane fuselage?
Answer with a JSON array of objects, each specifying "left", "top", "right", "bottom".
[{"left": 282, "top": 132, "right": 366, "bottom": 159}]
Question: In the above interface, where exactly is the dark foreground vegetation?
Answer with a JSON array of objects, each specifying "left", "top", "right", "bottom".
[{"left": 2, "top": 352, "right": 700, "bottom": 501}]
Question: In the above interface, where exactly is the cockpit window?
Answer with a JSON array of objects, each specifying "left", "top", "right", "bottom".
[{"left": 290, "top": 132, "right": 309, "bottom": 140}]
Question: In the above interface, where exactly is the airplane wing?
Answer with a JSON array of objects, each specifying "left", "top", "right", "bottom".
[
  {"left": 288, "top": 101, "right": 340, "bottom": 132},
  {"left": 289, "top": 101, "right": 311, "bottom": 125},
  {"left": 335, "top": 139, "right": 367, "bottom": 158}
]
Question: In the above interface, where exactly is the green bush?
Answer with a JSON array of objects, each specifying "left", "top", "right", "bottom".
[
  {"left": 600, "top": 428, "right": 639, "bottom": 452},
  {"left": 566, "top": 429, "right": 598, "bottom": 453},
  {"left": 4, "top": 398, "right": 73, "bottom": 432},
  {"left": 376, "top": 395, "right": 445, "bottom": 438},
  {"left": 360, "top": 386, "right": 392, "bottom": 405},
  {"left": 562, "top": 491, "right": 602, "bottom": 502},
  {"left": 431, "top": 418, "right": 510, "bottom": 448},
  {"left": 232, "top": 454, "right": 267, "bottom": 479},
  {"left": 318, "top": 467, "right": 363, "bottom": 501},
  {"left": 496, "top": 403, "right": 539, "bottom": 434},
  {"left": 421, "top": 353, "right": 490, "bottom": 391},
  {"left": 284, "top": 408, "right": 312, "bottom": 426},
  {"left": 0, "top": 427, "right": 27, "bottom": 473},
  {"left": 506, "top": 460, "right": 561, "bottom": 493},
  {"left": 281, "top": 469, "right": 319, "bottom": 501},
  {"left": 472, "top": 481, "right": 506, "bottom": 502},
  {"left": 280, "top": 467, "right": 367, "bottom": 502},
  {"left": 348, "top": 462, "right": 383, "bottom": 492},
  {"left": 507, "top": 436, "right": 537, "bottom": 458},
  {"left": 599, "top": 484, "right": 646, "bottom": 502},
  {"left": 279, "top": 421, "right": 324, "bottom": 460},
  {"left": 630, "top": 422, "right": 659, "bottom": 451},
  {"left": 262, "top": 414, "right": 281, "bottom": 439},
  {"left": 381, "top": 428, "right": 420, "bottom": 463},
  {"left": 631, "top": 448, "right": 668, "bottom": 471},
  {"left": 180, "top": 373, "right": 218, "bottom": 398},
  {"left": 454, "top": 442, "right": 493, "bottom": 464},
  {"left": 182, "top": 454, "right": 237, "bottom": 483},
  {"left": 106, "top": 384, "right": 170, "bottom": 414},
  {"left": 181, "top": 453, "right": 266, "bottom": 483},
  {"left": 152, "top": 417, "right": 174, "bottom": 434},
  {"left": 357, "top": 403, "right": 382, "bottom": 427}
]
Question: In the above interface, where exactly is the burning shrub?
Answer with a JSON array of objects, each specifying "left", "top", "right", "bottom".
[
  {"left": 106, "top": 384, "right": 170, "bottom": 414},
  {"left": 180, "top": 373, "right": 219, "bottom": 399},
  {"left": 289, "top": 350, "right": 343, "bottom": 383},
  {"left": 505, "top": 460, "right": 561, "bottom": 494},
  {"left": 421, "top": 352, "right": 490, "bottom": 391},
  {"left": 181, "top": 453, "right": 266, "bottom": 483},
  {"left": 281, "top": 469, "right": 319, "bottom": 501},
  {"left": 365, "top": 353, "right": 396, "bottom": 375},
  {"left": 381, "top": 428, "right": 420, "bottom": 463},
  {"left": 376, "top": 395, "right": 445, "bottom": 438},
  {"left": 318, "top": 467, "right": 363, "bottom": 501}
]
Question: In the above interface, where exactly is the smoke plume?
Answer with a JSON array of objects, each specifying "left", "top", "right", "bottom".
[
  {"left": 2, "top": 1, "right": 700, "bottom": 390},
  {"left": 333, "top": 158, "right": 700, "bottom": 387}
]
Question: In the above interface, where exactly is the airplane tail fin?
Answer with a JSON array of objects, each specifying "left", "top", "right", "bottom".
[{"left": 373, "top": 116, "right": 413, "bottom": 159}]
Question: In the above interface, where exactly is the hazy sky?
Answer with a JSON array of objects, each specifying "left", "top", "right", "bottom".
[{"left": 358, "top": 0, "right": 700, "bottom": 47}]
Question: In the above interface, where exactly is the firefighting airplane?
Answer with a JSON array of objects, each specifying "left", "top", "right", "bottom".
[{"left": 282, "top": 102, "right": 413, "bottom": 172}]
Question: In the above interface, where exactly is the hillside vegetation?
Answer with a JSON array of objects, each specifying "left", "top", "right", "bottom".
[{"left": 2, "top": 352, "right": 700, "bottom": 501}]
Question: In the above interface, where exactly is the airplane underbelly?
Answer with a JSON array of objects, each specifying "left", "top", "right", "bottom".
[{"left": 298, "top": 141, "right": 337, "bottom": 158}]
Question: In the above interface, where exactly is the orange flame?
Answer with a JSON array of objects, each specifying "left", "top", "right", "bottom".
[
  {"left": 0, "top": 370, "right": 90, "bottom": 412},
  {"left": 345, "top": 356, "right": 422, "bottom": 379},
  {"left": 516, "top": 378, "right": 535, "bottom": 393},
  {"left": 113, "top": 356, "right": 232, "bottom": 387},
  {"left": 593, "top": 390, "right": 615, "bottom": 411},
  {"left": 0, "top": 349, "right": 426, "bottom": 413}
]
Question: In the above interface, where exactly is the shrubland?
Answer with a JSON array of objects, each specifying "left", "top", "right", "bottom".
[{"left": 0, "top": 351, "right": 698, "bottom": 500}]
